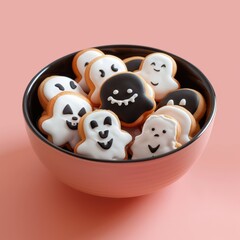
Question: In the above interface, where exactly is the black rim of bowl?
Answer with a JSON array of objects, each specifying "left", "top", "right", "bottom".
[{"left": 22, "top": 44, "right": 216, "bottom": 163}]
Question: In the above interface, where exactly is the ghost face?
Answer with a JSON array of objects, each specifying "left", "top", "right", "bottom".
[
  {"left": 43, "top": 76, "right": 83, "bottom": 101},
  {"left": 131, "top": 115, "right": 179, "bottom": 159},
  {"left": 100, "top": 72, "right": 155, "bottom": 125},
  {"left": 76, "top": 110, "right": 132, "bottom": 160},
  {"left": 75, "top": 49, "right": 104, "bottom": 92},
  {"left": 83, "top": 111, "right": 120, "bottom": 150},
  {"left": 137, "top": 53, "right": 179, "bottom": 100},
  {"left": 40, "top": 93, "right": 92, "bottom": 147}
]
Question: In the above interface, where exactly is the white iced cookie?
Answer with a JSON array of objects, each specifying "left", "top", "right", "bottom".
[
  {"left": 75, "top": 110, "right": 132, "bottom": 160},
  {"left": 154, "top": 105, "right": 197, "bottom": 144},
  {"left": 136, "top": 52, "right": 180, "bottom": 101},
  {"left": 131, "top": 114, "right": 181, "bottom": 159},
  {"left": 85, "top": 55, "right": 127, "bottom": 106},
  {"left": 38, "top": 75, "right": 86, "bottom": 109},
  {"left": 72, "top": 48, "right": 104, "bottom": 92},
  {"left": 38, "top": 92, "right": 92, "bottom": 149}
]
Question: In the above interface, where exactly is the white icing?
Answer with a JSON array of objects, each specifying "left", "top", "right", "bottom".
[
  {"left": 43, "top": 76, "right": 85, "bottom": 102},
  {"left": 75, "top": 49, "right": 104, "bottom": 92},
  {"left": 127, "top": 88, "right": 133, "bottom": 94},
  {"left": 179, "top": 98, "right": 186, "bottom": 106},
  {"left": 41, "top": 93, "right": 92, "bottom": 148},
  {"left": 113, "top": 89, "right": 119, "bottom": 95},
  {"left": 131, "top": 115, "right": 179, "bottom": 159},
  {"left": 88, "top": 55, "right": 127, "bottom": 105},
  {"left": 76, "top": 110, "right": 132, "bottom": 160},
  {"left": 136, "top": 53, "right": 179, "bottom": 100},
  {"left": 155, "top": 105, "right": 192, "bottom": 144},
  {"left": 107, "top": 93, "right": 138, "bottom": 106},
  {"left": 167, "top": 99, "right": 174, "bottom": 105}
]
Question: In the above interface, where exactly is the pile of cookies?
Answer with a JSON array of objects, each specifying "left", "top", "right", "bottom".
[{"left": 37, "top": 48, "right": 206, "bottom": 160}]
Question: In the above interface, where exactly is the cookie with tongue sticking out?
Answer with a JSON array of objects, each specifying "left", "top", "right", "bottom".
[{"left": 100, "top": 72, "right": 156, "bottom": 127}]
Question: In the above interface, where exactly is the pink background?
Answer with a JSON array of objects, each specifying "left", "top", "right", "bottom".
[{"left": 0, "top": 1, "right": 239, "bottom": 239}]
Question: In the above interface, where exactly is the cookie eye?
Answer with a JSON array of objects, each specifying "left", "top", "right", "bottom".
[
  {"left": 161, "top": 64, "right": 166, "bottom": 68},
  {"left": 167, "top": 99, "right": 174, "bottom": 105},
  {"left": 111, "top": 64, "right": 118, "bottom": 72},
  {"left": 84, "top": 62, "right": 89, "bottom": 67},
  {"left": 162, "top": 130, "right": 167, "bottom": 134},
  {"left": 99, "top": 69, "right": 105, "bottom": 78},
  {"left": 179, "top": 99, "right": 186, "bottom": 106},
  {"left": 104, "top": 116, "right": 112, "bottom": 125},
  {"left": 113, "top": 89, "right": 119, "bottom": 95},
  {"left": 90, "top": 120, "right": 98, "bottom": 129},
  {"left": 55, "top": 83, "right": 65, "bottom": 91},
  {"left": 151, "top": 128, "right": 155, "bottom": 131},
  {"left": 127, "top": 88, "right": 133, "bottom": 94},
  {"left": 63, "top": 104, "right": 73, "bottom": 115},
  {"left": 78, "top": 107, "right": 86, "bottom": 117},
  {"left": 151, "top": 62, "right": 156, "bottom": 66},
  {"left": 69, "top": 81, "right": 77, "bottom": 89}
]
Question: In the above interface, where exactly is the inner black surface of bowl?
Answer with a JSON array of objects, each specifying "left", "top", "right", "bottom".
[{"left": 23, "top": 44, "right": 216, "bottom": 162}]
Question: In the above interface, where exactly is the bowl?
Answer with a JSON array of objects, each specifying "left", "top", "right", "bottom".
[{"left": 22, "top": 45, "right": 216, "bottom": 198}]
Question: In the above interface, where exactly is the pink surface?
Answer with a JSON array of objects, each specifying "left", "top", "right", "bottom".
[{"left": 0, "top": 1, "right": 239, "bottom": 239}]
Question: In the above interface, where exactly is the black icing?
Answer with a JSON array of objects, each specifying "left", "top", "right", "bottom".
[
  {"left": 157, "top": 89, "right": 200, "bottom": 115},
  {"left": 63, "top": 104, "right": 73, "bottom": 115},
  {"left": 55, "top": 83, "right": 64, "bottom": 91},
  {"left": 148, "top": 144, "right": 160, "bottom": 153},
  {"left": 100, "top": 73, "right": 155, "bottom": 124},
  {"left": 97, "top": 139, "right": 113, "bottom": 150},
  {"left": 78, "top": 107, "right": 86, "bottom": 117},
  {"left": 66, "top": 120, "right": 78, "bottom": 130},
  {"left": 103, "top": 116, "right": 112, "bottom": 125},
  {"left": 125, "top": 58, "right": 143, "bottom": 72},
  {"left": 111, "top": 64, "right": 118, "bottom": 72},
  {"left": 98, "top": 130, "right": 109, "bottom": 139},
  {"left": 70, "top": 80, "right": 77, "bottom": 89},
  {"left": 90, "top": 120, "right": 98, "bottom": 129},
  {"left": 99, "top": 69, "right": 105, "bottom": 78}
]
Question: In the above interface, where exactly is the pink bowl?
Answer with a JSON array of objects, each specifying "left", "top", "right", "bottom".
[{"left": 22, "top": 45, "right": 216, "bottom": 198}]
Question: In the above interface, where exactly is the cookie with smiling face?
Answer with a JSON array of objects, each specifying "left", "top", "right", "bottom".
[
  {"left": 100, "top": 72, "right": 156, "bottom": 127},
  {"left": 75, "top": 110, "right": 132, "bottom": 160},
  {"left": 38, "top": 92, "right": 92, "bottom": 149},
  {"left": 157, "top": 88, "right": 206, "bottom": 122},
  {"left": 38, "top": 75, "right": 86, "bottom": 109},
  {"left": 85, "top": 55, "right": 127, "bottom": 106},
  {"left": 136, "top": 52, "right": 180, "bottom": 101},
  {"left": 72, "top": 48, "right": 105, "bottom": 92},
  {"left": 130, "top": 114, "right": 182, "bottom": 159}
]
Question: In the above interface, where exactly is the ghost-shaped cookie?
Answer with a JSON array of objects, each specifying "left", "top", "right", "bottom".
[
  {"left": 136, "top": 52, "right": 180, "bottom": 101},
  {"left": 75, "top": 110, "right": 132, "bottom": 160},
  {"left": 131, "top": 114, "right": 181, "bottom": 159},
  {"left": 38, "top": 92, "right": 92, "bottom": 149},
  {"left": 72, "top": 48, "right": 105, "bottom": 92},
  {"left": 154, "top": 105, "right": 197, "bottom": 144},
  {"left": 38, "top": 75, "right": 86, "bottom": 109},
  {"left": 157, "top": 88, "right": 206, "bottom": 121},
  {"left": 123, "top": 56, "right": 144, "bottom": 72},
  {"left": 85, "top": 55, "right": 127, "bottom": 106},
  {"left": 100, "top": 72, "right": 156, "bottom": 127}
]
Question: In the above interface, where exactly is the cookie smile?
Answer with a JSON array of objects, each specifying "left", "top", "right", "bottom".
[
  {"left": 97, "top": 139, "right": 113, "bottom": 150},
  {"left": 148, "top": 144, "right": 160, "bottom": 153},
  {"left": 150, "top": 81, "right": 159, "bottom": 86},
  {"left": 153, "top": 68, "right": 160, "bottom": 72},
  {"left": 66, "top": 120, "right": 78, "bottom": 130},
  {"left": 107, "top": 93, "right": 138, "bottom": 106}
]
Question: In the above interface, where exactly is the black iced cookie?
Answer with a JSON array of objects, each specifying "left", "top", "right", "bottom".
[
  {"left": 100, "top": 72, "right": 156, "bottom": 127},
  {"left": 124, "top": 56, "right": 144, "bottom": 72},
  {"left": 157, "top": 88, "right": 206, "bottom": 121}
]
